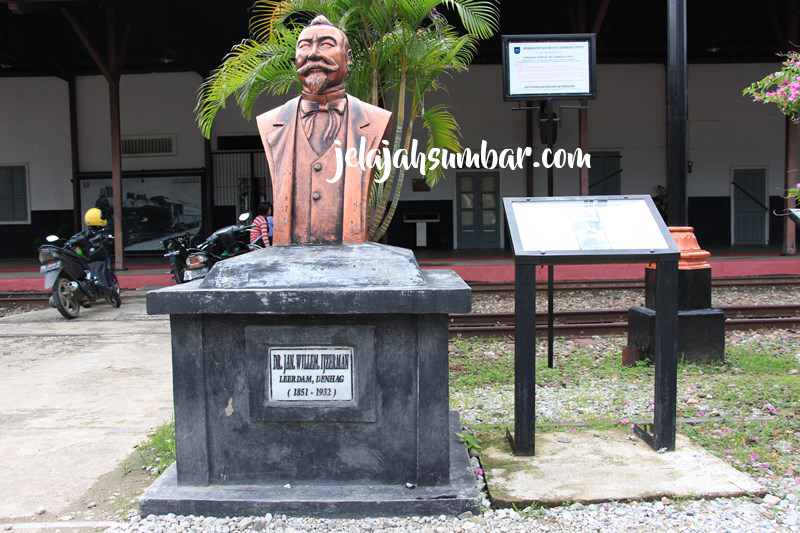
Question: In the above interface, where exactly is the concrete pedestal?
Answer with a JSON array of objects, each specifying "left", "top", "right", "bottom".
[
  {"left": 628, "top": 306, "right": 725, "bottom": 364},
  {"left": 143, "top": 243, "right": 478, "bottom": 516},
  {"left": 629, "top": 266, "right": 725, "bottom": 364}
]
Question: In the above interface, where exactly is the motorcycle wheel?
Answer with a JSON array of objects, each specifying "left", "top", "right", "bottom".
[
  {"left": 108, "top": 289, "right": 121, "bottom": 308},
  {"left": 108, "top": 273, "right": 122, "bottom": 308},
  {"left": 54, "top": 277, "right": 80, "bottom": 319}
]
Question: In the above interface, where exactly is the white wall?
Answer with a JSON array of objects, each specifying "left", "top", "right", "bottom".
[
  {"left": 210, "top": 92, "right": 285, "bottom": 145},
  {"left": 397, "top": 62, "right": 793, "bottom": 204},
  {"left": 76, "top": 72, "right": 206, "bottom": 172},
  {"left": 397, "top": 64, "right": 669, "bottom": 202},
  {"left": 688, "top": 63, "right": 786, "bottom": 197},
  {"left": 0, "top": 76, "right": 72, "bottom": 212},
  {"left": 2, "top": 62, "right": 794, "bottom": 225},
  {"left": 587, "top": 64, "right": 667, "bottom": 197}
]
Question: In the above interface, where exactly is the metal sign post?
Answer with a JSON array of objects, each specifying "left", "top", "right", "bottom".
[
  {"left": 503, "top": 33, "right": 598, "bottom": 370},
  {"left": 504, "top": 195, "right": 680, "bottom": 456}
]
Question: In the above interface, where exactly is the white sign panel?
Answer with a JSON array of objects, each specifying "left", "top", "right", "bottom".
[
  {"left": 507, "top": 40, "right": 591, "bottom": 96},
  {"left": 269, "top": 346, "right": 353, "bottom": 401},
  {"left": 511, "top": 199, "right": 669, "bottom": 252}
]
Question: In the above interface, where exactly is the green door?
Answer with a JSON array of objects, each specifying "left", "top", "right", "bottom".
[
  {"left": 732, "top": 168, "right": 767, "bottom": 245},
  {"left": 456, "top": 172, "right": 500, "bottom": 249},
  {"left": 589, "top": 152, "right": 622, "bottom": 195}
]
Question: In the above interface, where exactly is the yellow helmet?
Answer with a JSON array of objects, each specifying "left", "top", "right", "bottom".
[{"left": 84, "top": 208, "right": 107, "bottom": 227}]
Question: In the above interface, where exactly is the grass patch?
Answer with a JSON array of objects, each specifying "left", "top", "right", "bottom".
[
  {"left": 726, "top": 345, "right": 799, "bottom": 374},
  {"left": 450, "top": 332, "right": 800, "bottom": 479},
  {"left": 450, "top": 335, "right": 513, "bottom": 389},
  {"left": 137, "top": 420, "right": 176, "bottom": 476}
]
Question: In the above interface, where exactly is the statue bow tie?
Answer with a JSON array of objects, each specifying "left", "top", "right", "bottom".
[{"left": 301, "top": 99, "right": 346, "bottom": 117}]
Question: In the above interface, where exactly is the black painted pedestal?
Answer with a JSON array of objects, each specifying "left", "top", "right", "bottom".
[
  {"left": 629, "top": 267, "right": 725, "bottom": 363},
  {"left": 142, "top": 243, "right": 478, "bottom": 517}
]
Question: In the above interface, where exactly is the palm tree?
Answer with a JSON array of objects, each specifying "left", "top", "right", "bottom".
[{"left": 196, "top": 0, "right": 499, "bottom": 241}]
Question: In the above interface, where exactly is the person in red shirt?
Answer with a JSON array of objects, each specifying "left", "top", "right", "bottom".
[{"left": 250, "top": 202, "right": 274, "bottom": 247}]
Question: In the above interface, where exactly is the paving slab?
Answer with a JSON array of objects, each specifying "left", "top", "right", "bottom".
[
  {"left": 0, "top": 297, "right": 173, "bottom": 520},
  {"left": 482, "top": 430, "right": 765, "bottom": 506}
]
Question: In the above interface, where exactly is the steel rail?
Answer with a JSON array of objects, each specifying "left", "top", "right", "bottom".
[
  {"left": 468, "top": 275, "right": 800, "bottom": 292},
  {"left": 449, "top": 304, "right": 800, "bottom": 337}
]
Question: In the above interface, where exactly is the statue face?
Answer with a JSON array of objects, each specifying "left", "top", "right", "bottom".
[{"left": 295, "top": 25, "right": 350, "bottom": 94}]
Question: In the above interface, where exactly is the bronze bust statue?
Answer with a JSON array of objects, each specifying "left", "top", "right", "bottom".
[{"left": 256, "top": 15, "right": 392, "bottom": 245}]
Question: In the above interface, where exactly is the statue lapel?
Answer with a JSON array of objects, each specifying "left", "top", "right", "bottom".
[
  {"left": 261, "top": 97, "right": 300, "bottom": 245},
  {"left": 343, "top": 96, "right": 376, "bottom": 244}
]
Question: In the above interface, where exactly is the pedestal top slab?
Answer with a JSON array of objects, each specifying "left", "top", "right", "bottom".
[
  {"left": 147, "top": 243, "right": 470, "bottom": 315},
  {"left": 201, "top": 243, "right": 425, "bottom": 289}
]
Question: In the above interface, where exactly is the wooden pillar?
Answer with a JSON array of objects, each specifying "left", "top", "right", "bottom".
[
  {"left": 578, "top": 102, "right": 589, "bottom": 195},
  {"left": 577, "top": 0, "right": 590, "bottom": 195},
  {"left": 783, "top": 9, "right": 798, "bottom": 255},
  {"left": 62, "top": 6, "right": 125, "bottom": 270},
  {"left": 68, "top": 76, "right": 81, "bottom": 232},
  {"left": 525, "top": 101, "right": 534, "bottom": 196},
  {"left": 107, "top": 7, "right": 124, "bottom": 271},
  {"left": 785, "top": 118, "right": 798, "bottom": 255},
  {"left": 109, "top": 78, "right": 124, "bottom": 270}
]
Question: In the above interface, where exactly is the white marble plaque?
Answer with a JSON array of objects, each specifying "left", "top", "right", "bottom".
[{"left": 268, "top": 346, "right": 353, "bottom": 401}]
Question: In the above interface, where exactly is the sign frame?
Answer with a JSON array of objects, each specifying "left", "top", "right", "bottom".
[
  {"left": 502, "top": 33, "right": 598, "bottom": 101},
  {"left": 504, "top": 195, "right": 679, "bottom": 264},
  {"left": 504, "top": 194, "right": 680, "bottom": 457}
]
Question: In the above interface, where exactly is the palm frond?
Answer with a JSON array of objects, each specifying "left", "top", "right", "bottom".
[
  {"left": 439, "top": 0, "right": 499, "bottom": 39},
  {"left": 420, "top": 104, "right": 462, "bottom": 187}
]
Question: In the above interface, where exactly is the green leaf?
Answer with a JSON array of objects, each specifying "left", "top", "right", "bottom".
[{"left": 420, "top": 104, "right": 461, "bottom": 187}]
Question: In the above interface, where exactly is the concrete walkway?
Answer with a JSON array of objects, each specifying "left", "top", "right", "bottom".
[{"left": 0, "top": 293, "right": 173, "bottom": 520}]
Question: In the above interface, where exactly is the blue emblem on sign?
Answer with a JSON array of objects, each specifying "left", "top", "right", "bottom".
[{"left": 514, "top": 47, "right": 520, "bottom": 54}]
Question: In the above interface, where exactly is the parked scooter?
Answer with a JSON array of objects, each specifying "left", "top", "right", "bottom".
[
  {"left": 161, "top": 233, "right": 201, "bottom": 285},
  {"left": 181, "top": 213, "right": 261, "bottom": 282},
  {"left": 38, "top": 208, "right": 121, "bottom": 319}
]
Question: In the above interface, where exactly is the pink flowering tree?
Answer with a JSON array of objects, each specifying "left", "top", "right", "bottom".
[
  {"left": 788, "top": 182, "right": 800, "bottom": 202},
  {"left": 743, "top": 51, "right": 800, "bottom": 121},
  {"left": 743, "top": 51, "right": 800, "bottom": 202}
]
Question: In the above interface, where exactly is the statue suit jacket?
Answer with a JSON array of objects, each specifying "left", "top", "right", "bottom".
[{"left": 256, "top": 94, "right": 392, "bottom": 245}]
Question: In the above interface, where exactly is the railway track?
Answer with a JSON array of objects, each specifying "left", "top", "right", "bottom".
[
  {"left": 468, "top": 275, "right": 800, "bottom": 292},
  {"left": 449, "top": 304, "right": 800, "bottom": 337},
  {"left": 0, "top": 291, "right": 50, "bottom": 307},
  {"left": 2, "top": 288, "right": 800, "bottom": 336}
]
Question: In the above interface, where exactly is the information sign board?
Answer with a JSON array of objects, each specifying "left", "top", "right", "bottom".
[
  {"left": 504, "top": 195, "right": 678, "bottom": 261},
  {"left": 502, "top": 34, "right": 597, "bottom": 101}
]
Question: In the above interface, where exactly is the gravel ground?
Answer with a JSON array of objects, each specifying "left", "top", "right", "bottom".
[
  {"left": 103, "top": 329, "right": 800, "bottom": 533},
  {"left": 110, "top": 491, "right": 799, "bottom": 532},
  {"left": 471, "top": 285, "right": 800, "bottom": 313},
  {"left": 451, "top": 328, "right": 800, "bottom": 426},
  {"left": 0, "top": 284, "right": 779, "bottom": 533},
  {"left": 0, "top": 304, "right": 45, "bottom": 318}
]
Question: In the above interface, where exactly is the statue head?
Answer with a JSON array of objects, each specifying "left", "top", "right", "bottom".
[{"left": 295, "top": 15, "right": 352, "bottom": 95}]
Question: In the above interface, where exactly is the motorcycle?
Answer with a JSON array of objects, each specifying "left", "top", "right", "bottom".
[
  {"left": 38, "top": 228, "right": 121, "bottom": 319},
  {"left": 161, "top": 233, "right": 201, "bottom": 285},
  {"left": 182, "top": 213, "right": 261, "bottom": 282}
]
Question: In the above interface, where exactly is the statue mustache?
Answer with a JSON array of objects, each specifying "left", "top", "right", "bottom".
[{"left": 297, "top": 60, "right": 339, "bottom": 76}]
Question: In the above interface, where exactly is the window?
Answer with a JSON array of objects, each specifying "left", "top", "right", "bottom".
[{"left": 0, "top": 165, "right": 29, "bottom": 223}]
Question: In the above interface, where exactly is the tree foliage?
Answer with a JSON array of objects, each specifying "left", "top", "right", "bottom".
[{"left": 196, "top": 0, "right": 499, "bottom": 240}]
